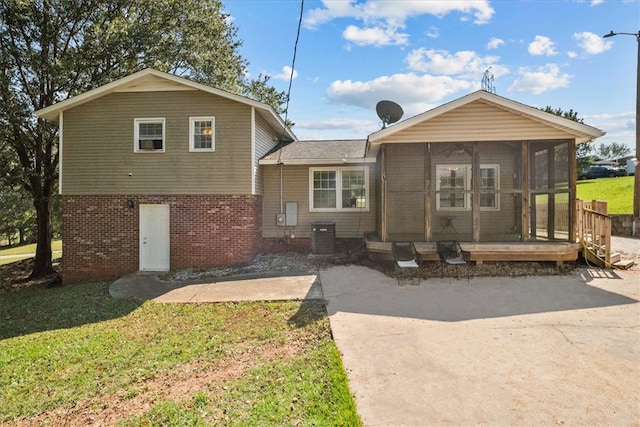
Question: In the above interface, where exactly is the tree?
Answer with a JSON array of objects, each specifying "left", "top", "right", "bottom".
[
  {"left": 541, "top": 106, "right": 594, "bottom": 172},
  {"left": 595, "top": 142, "right": 632, "bottom": 160},
  {"left": 0, "top": 184, "right": 35, "bottom": 246},
  {"left": 0, "top": 0, "right": 288, "bottom": 278}
]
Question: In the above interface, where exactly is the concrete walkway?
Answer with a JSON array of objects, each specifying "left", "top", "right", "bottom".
[
  {"left": 110, "top": 271, "right": 323, "bottom": 302},
  {"left": 321, "top": 266, "right": 640, "bottom": 426}
]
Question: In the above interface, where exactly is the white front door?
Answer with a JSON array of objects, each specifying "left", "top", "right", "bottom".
[{"left": 139, "top": 204, "right": 170, "bottom": 271}]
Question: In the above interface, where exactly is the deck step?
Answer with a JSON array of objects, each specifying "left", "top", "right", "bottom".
[
  {"left": 613, "top": 259, "right": 635, "bottom": 270},
  {"left": 606, "top": 252, "right": 621, "bottom": 264}
]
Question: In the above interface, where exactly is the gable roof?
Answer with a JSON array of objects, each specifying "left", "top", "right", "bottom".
[
  {"left": 259, "top": 139, "right": 373, "bottom": 165},
  {"left": 368, "top": 90, "right": 604, "bottom": 145},
  {"left": 35, "top": 68, "right": 297, "bottom": 141}
]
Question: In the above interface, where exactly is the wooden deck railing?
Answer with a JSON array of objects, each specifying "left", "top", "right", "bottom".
[
  {"left": 535, "top": 202, "right": 570, "bottom": 232},
  {"left": 576, "top": 199, "right": 611, "bottom": 266}
]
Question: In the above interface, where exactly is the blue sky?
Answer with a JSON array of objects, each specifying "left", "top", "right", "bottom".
[{"left": 223, "top": 0, "right": 639, "bottom": 152}]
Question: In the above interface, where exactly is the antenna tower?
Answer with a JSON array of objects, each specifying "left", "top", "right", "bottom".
[{"left": 481, "top": 68, "right": 496, "bottom": 94}]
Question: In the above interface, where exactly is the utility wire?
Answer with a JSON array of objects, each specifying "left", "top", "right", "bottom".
[
  {"left": 282, "top": 0, "right": 304, "bottom": 132},
  {"left": 277, "top": 0, "right": 304, "bottom": 218}
]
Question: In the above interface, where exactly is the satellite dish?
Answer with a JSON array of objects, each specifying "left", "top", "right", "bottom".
[{"left": 376, "top": 100, "right": 404, "bottom": 129}]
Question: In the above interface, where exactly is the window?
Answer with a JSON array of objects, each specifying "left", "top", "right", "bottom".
[
  {"left": 437, "top": 165, "right": 468, "bottom": 210},
  {"left": 479, "top": 166, "right": 498, "bottom": 209},
  {"left": 436, "top": 164, "right": 499, "bottom": 211},
  {"left": 134, "top": 118, "right": 165, "bottom": 152},
  {"left": 189, "top": 116, "right": 215, "bottom": 152},
  {"left": 310, "top": 167, "right": 369, "bottom": 212}
]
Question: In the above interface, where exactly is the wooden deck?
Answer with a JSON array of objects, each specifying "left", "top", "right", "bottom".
[{"left": 365, "top": 235, "right": 582, "bottom": 266}]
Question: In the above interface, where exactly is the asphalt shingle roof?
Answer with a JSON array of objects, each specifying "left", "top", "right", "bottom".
[{"left": 261, "top": 139, "right": 368, "bottom": 164}]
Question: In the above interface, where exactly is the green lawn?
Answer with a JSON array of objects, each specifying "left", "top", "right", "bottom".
[
  {"left": 0, "top": 240, "right": 62, "bottom": 265},
  {"left": 576, "top": 176, "right": 634, "bottom": 214},
  {"left": 0, "top": 282, "right": 361, "bottom": 426}
]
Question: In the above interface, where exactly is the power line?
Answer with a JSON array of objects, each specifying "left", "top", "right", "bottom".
[{"left": 282, "top": 0, "right": 304, "bottom": 130}]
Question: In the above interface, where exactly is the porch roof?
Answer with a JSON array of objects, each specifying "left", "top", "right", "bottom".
[
  {"left": 368, "top": 90, "right": 605, "bottom": 145},
  {"left": 259, "top": 139, "right": 375, "bottom": 165}
]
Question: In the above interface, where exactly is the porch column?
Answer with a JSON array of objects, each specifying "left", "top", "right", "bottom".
[
  {"left": 521, "top": 141, "right": 530, "bottom": 241},
  {"left": 547, "top": 147, "right": 556, "bottom": 239},
  {"left": 568, "top": 138, "right": 577, "bottom": 242},
  {"left": 424, "top": 143, "right": 432, "bottom": 241},
  {"left": 381, "top": 146, "right": 388, "bottom": 241},
  {"left": 472, "top": 141, "right": 480, "bottom": 242}
]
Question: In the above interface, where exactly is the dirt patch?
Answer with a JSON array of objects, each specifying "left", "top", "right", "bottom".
[{"left": 0, "top": 258, "right": 61, "bottom": 294}]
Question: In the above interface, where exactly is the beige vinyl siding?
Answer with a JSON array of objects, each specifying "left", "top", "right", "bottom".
[
  {"left": 62, "top": 91, "right": 253, "bottom": 195},
  {"left": 262, "top": 164, "right": 376, "bottom": 239},
  {"left": 253, "top": 112, "right": 280, "bottom": 195},
  {"left": 377, "top": 100, "right": 577, "bottom": 144}
]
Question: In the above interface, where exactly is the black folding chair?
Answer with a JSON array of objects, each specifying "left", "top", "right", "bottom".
[
  {"left": 392, "top": 242, "right": 422, "bottom": 285},
  {"left": 437, "top": 240, "right": 472, "bottom": 280}
]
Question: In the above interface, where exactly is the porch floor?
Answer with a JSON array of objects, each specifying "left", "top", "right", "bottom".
[{"left": 365, "top": 234, "right": 582, "bottom": 265}]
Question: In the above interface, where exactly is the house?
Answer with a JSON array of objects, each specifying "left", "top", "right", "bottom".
[
  {"left": 36, "top": 68, "right": 295, "bottom": 282},
  {"left": 262, "top": 91, "right": 605, "bottom": 264},
  {"left": 37, "top": 70, "right": 605, "bottom": 282}
]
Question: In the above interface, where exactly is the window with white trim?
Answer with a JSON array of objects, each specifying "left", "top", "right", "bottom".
[
  {"left": 310, "top": 167, "right": 369, "bottom": 212},
  {"left": 189, "top": 116, "right": 215, "bottom": 151},
  {"left": 436, "top": 164, "right": 499, "bottom": 211},
  {"left": 134, "top": 118, "right": 165, "bottom": 152}
]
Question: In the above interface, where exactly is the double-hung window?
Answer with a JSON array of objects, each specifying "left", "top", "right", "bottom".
[
  {"left": 310, "top": 167, "right": 369, "bottom": 212},
  {"left": 189, "top": 116, "right": 215, "bottom": 151},
  {"left": 134, "top": 118, "right": 165, "bottom": 152},
  {"left": 437, "top": 165, "right": 468, "bottom": 210},
  {"left": 436, "top": 164, "right": 499, "bottom": 211}
]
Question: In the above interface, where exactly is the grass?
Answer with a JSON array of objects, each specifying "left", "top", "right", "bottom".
[
  {"left": 0, "top": 240, "right": 62, "bottom": 265},
  {"left": 576, "top": 176, "right": 634, "bottom": 214},
  {"left": 0, "top": 281, "right": 361, "bottom": 426}
]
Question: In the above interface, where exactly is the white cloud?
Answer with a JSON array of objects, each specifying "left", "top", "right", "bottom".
[
  {"left": 296, "top": 118, "right": 377, "bottom": 131},
  {"left": 573, "top": 31, "right": 612, "bottom": 55},
  {"left": 508, "top": 64, "right": 572, "bottom": 95},
  {"left": 591, "top": 0, "right": 604, "bottom": 5},
  {"left": 294, "top": 118, "right": 381, "bottom": 140},
  {"left": 343, "top": 24, "right": 409, "bottom": 47},
  {"left": 583, "top": 111, "right": 635, "bottom": 121},
  {"left": 326, "top": 73, "right": 473, "bottom": 110},
  {"left": 304, "top": 0, "right": 494, "bottom": 46},
  {"left": 528, "top": 35, "right": 558, "bottom": 56},
  {"left": 272, "top": 66, "right": 298, "bottom": 81},
  {"left": 426, "top": 26, "right": 439, "bottom": 38},
  {"left": 567, "top": 51, "right": 578, "bottom": 58},
  {"left": 487, "top": 37, "right": 505, "bottom": 50},
  {"left": 406, "top": 48, "right": 509, "bottom": 79}
]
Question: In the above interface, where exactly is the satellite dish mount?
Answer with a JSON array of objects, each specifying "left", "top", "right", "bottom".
[{"left": 376, "top": 100, "right": 404, "bottom": 129}]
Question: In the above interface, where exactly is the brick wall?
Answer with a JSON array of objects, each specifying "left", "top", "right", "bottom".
[{"left": 62, "top": 195, "right": 262, "bottom": 283}]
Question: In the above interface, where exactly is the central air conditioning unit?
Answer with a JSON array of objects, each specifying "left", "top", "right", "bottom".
[{"left": 311, "top": 221, "right": 335, "bottom": 254}]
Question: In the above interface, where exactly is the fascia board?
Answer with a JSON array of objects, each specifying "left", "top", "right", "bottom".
[{"left": 259, "top": 157, "right": 376, "bottom": 166}]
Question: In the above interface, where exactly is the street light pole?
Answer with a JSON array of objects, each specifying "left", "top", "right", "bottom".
[{"left": 603, "top": 30, "right": 640, "bottom": 237}]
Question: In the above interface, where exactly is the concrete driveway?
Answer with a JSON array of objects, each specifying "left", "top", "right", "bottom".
[{"left": 321, "top": 266, "right": 639, "bottom": 426}]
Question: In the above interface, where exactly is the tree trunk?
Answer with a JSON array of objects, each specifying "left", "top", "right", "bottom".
[{"left": 31, "top": 194, "right": 54, "bottom": 278}]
